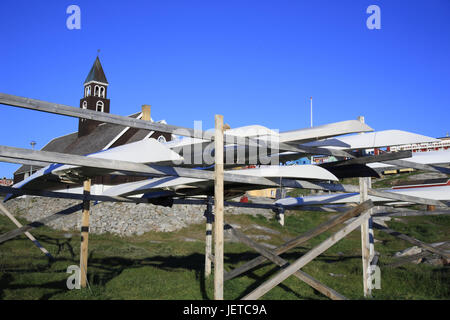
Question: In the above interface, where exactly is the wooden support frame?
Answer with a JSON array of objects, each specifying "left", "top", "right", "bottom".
[
  {"left": 80, "top": 179, "right": 91, "bottom": 288},
  {"left": 242, "top": 207, "right": 373, "bottom": 300},
  {"left": 0, "top": 202, "right": 53, "bottom": 259},
  {"left": 214, "top": 114, "right": 224, "bottom": 300},
  {"left": 225, "top": 224, "right": 347, "bottom": 300},
  {"left": 225, "top": 200, "right": 374, "bottom": 281},
  {"left": 0, "top": 203, "right": 83, "bottom": 244}
]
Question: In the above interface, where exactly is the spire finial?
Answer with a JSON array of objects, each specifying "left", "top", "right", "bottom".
[{"left": 97, "top": 49, "right": 100, "bottom": 57}]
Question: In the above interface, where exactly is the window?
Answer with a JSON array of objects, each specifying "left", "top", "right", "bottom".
[
  {"left": 94, "top": 85, "right": 100, "bottom": 97},
  {"left": 157, "top": 135, "right": 166, "bottom": 143},
  {"left": 82, "top": 101, "right": 87, "bottom": 109},
  {"left": 96, "top": 101, "right": 104, "bottom": 112},
  {"left": 85, "top": 86, "right": 91, "bottom": 97},
  {"left": 100, "top": 86, "right": 105, "bottom": 98}
]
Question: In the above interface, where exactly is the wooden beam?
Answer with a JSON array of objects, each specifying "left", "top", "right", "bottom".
[
  {"left": 0, "top": 93, "right": 346, "bottom": 156},
  {"left": 224, "top": 200, "right": 374, "bottom": 281},
  {"left": 0, "top": 185, "right": 151, "bottom": 204},
  {"left": 0, "top": 93, "right": 201, "bottom": 139},
  {"left": 0, "top": 203, "right": 83, "bottom": 244},
  {"left": 225, "top": 224, "right": 347, "bottom": 300},
  {"left": 373, "top": 209, "right": 450, "bottom": 217},
  {"left": 79, "top": 179, "right": 91, "bottom": 288},
  {"left": 214, "top": 114, "right": 224, "bottom": 300},
  {"left": 0, "top": 156, "right": 51, "bottom": 168},
  {"left": 0, "top": 202, "right": 53, "bottom": 259},
  {"left": 242, "top": 208, "right": 372, "bottom": 300},
  {"left": 372, "top": 222, "right": 450, "bottom": 259}
]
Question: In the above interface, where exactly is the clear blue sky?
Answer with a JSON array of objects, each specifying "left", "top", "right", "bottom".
[{"left": 0, "top": 0, "right": 449, "bottom": 178}]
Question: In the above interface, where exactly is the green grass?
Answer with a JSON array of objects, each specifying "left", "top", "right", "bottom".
[{"left": 0, "top": 208, "right": 448, "bottom": 300}]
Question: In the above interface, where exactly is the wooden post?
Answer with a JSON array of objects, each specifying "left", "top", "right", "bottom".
[
  {"left": 204, "top": 197, "right": 213, "bottom": 277},
  {"left": 80, "top": 179, "right": 91, "bottom": 288},
  {"left": 358, "top": 115, "right": 373, "bottom": 298},
  {"left": 359, "top": 176, "right": 372, "bottom": 297},
  {"left": 214, "top": 115, "right": 224, "bottom": 300},
  {"left": 142, "top": 105, "right": 151, "bottom": 121}
]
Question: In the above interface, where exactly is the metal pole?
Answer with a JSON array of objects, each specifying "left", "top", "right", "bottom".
[{"left": 30, "top": 141, "right": 36, "bottom": 176}]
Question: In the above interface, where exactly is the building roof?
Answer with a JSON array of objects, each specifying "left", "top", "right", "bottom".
[
  {"left": 84, "top": 56, "right": 108, "bottom": 85},
  {"left": 13, "top": 112, "right": 166, "bottom": 175}
]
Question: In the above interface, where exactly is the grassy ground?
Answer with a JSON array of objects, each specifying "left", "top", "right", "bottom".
[{"left": 0, "top": 206, "right": 448, "bottom": 300}]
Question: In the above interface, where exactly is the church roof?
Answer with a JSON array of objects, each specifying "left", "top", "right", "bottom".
[
  {"left": 84, "top": 56, "right": 108, "bottom": 84},
  {"left": 13, "top": 112, "right": 168, "bottom": 175}
]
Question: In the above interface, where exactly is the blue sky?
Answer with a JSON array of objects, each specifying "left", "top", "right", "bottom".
[{"left": 0, "top": 0, "right": 449, "bottom": 178}]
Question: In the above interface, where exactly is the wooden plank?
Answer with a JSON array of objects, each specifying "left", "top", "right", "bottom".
[
  {"left": 224, "top": 200, "right": 374, "bottom": 281},
  {"left": 373, "top": 210, "right": 450, "bottom": 217},
  {"left": 226, "top": 224, "right": 347, "bottom": 300},
  {"left": 0, "top": 156, "right": 51, "bottom": 168},
  {"left": 0, "top": 93, "right": 201, "bottom": 139},
  {"left": 242, "top": 209, "right": 372, "bottom": 300},
  {"left": 80, "top": 179, "right": 91, "bottom": 288},
  {"left": 0, "top": 203, "right": 83, "bottom": 244},
  {"left": 0, "top": 93, "right": 351, "bottom": 156},
  {"left": 214, "top": 114, "right": 224, "bottom": 300},
  {"left": 372, "top": 222, "right": 450, "bottom": 259},
  {"left": 0, "top": 202, "right": 53, "bottom": 259},
  {"left": 0, "top": 185, "right": 151, "bottom": 204}
]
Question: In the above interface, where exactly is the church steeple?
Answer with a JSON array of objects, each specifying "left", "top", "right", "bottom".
[
  {"left": 84, "top": 56, "right": 108, "bottom": 85},
  {"left": 78, "top": 56, "right": 111, "bottom": 137}
]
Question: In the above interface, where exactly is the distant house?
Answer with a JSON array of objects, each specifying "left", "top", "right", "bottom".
[
  {"left": 13, "top": 57, "right": 172, "bottom": 191},
  {"left": 389, "top": 136, "right": 450, "bottom": 153},
  {"left": 0, "top": 178, "right": 13, "bottom": 186}
]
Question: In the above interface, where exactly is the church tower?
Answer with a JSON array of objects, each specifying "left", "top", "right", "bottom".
[{"left": 78, "top": 56, "right": 110, "bottom": 137}]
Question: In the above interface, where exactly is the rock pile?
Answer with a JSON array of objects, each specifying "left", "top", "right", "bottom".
[{"left": 3, "top": 196, "right": 273, "bottom": 237}]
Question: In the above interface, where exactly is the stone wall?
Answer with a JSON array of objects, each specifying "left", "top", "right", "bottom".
[{"left": 2, "top": 196, "right": 273, "bottom": 237}]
